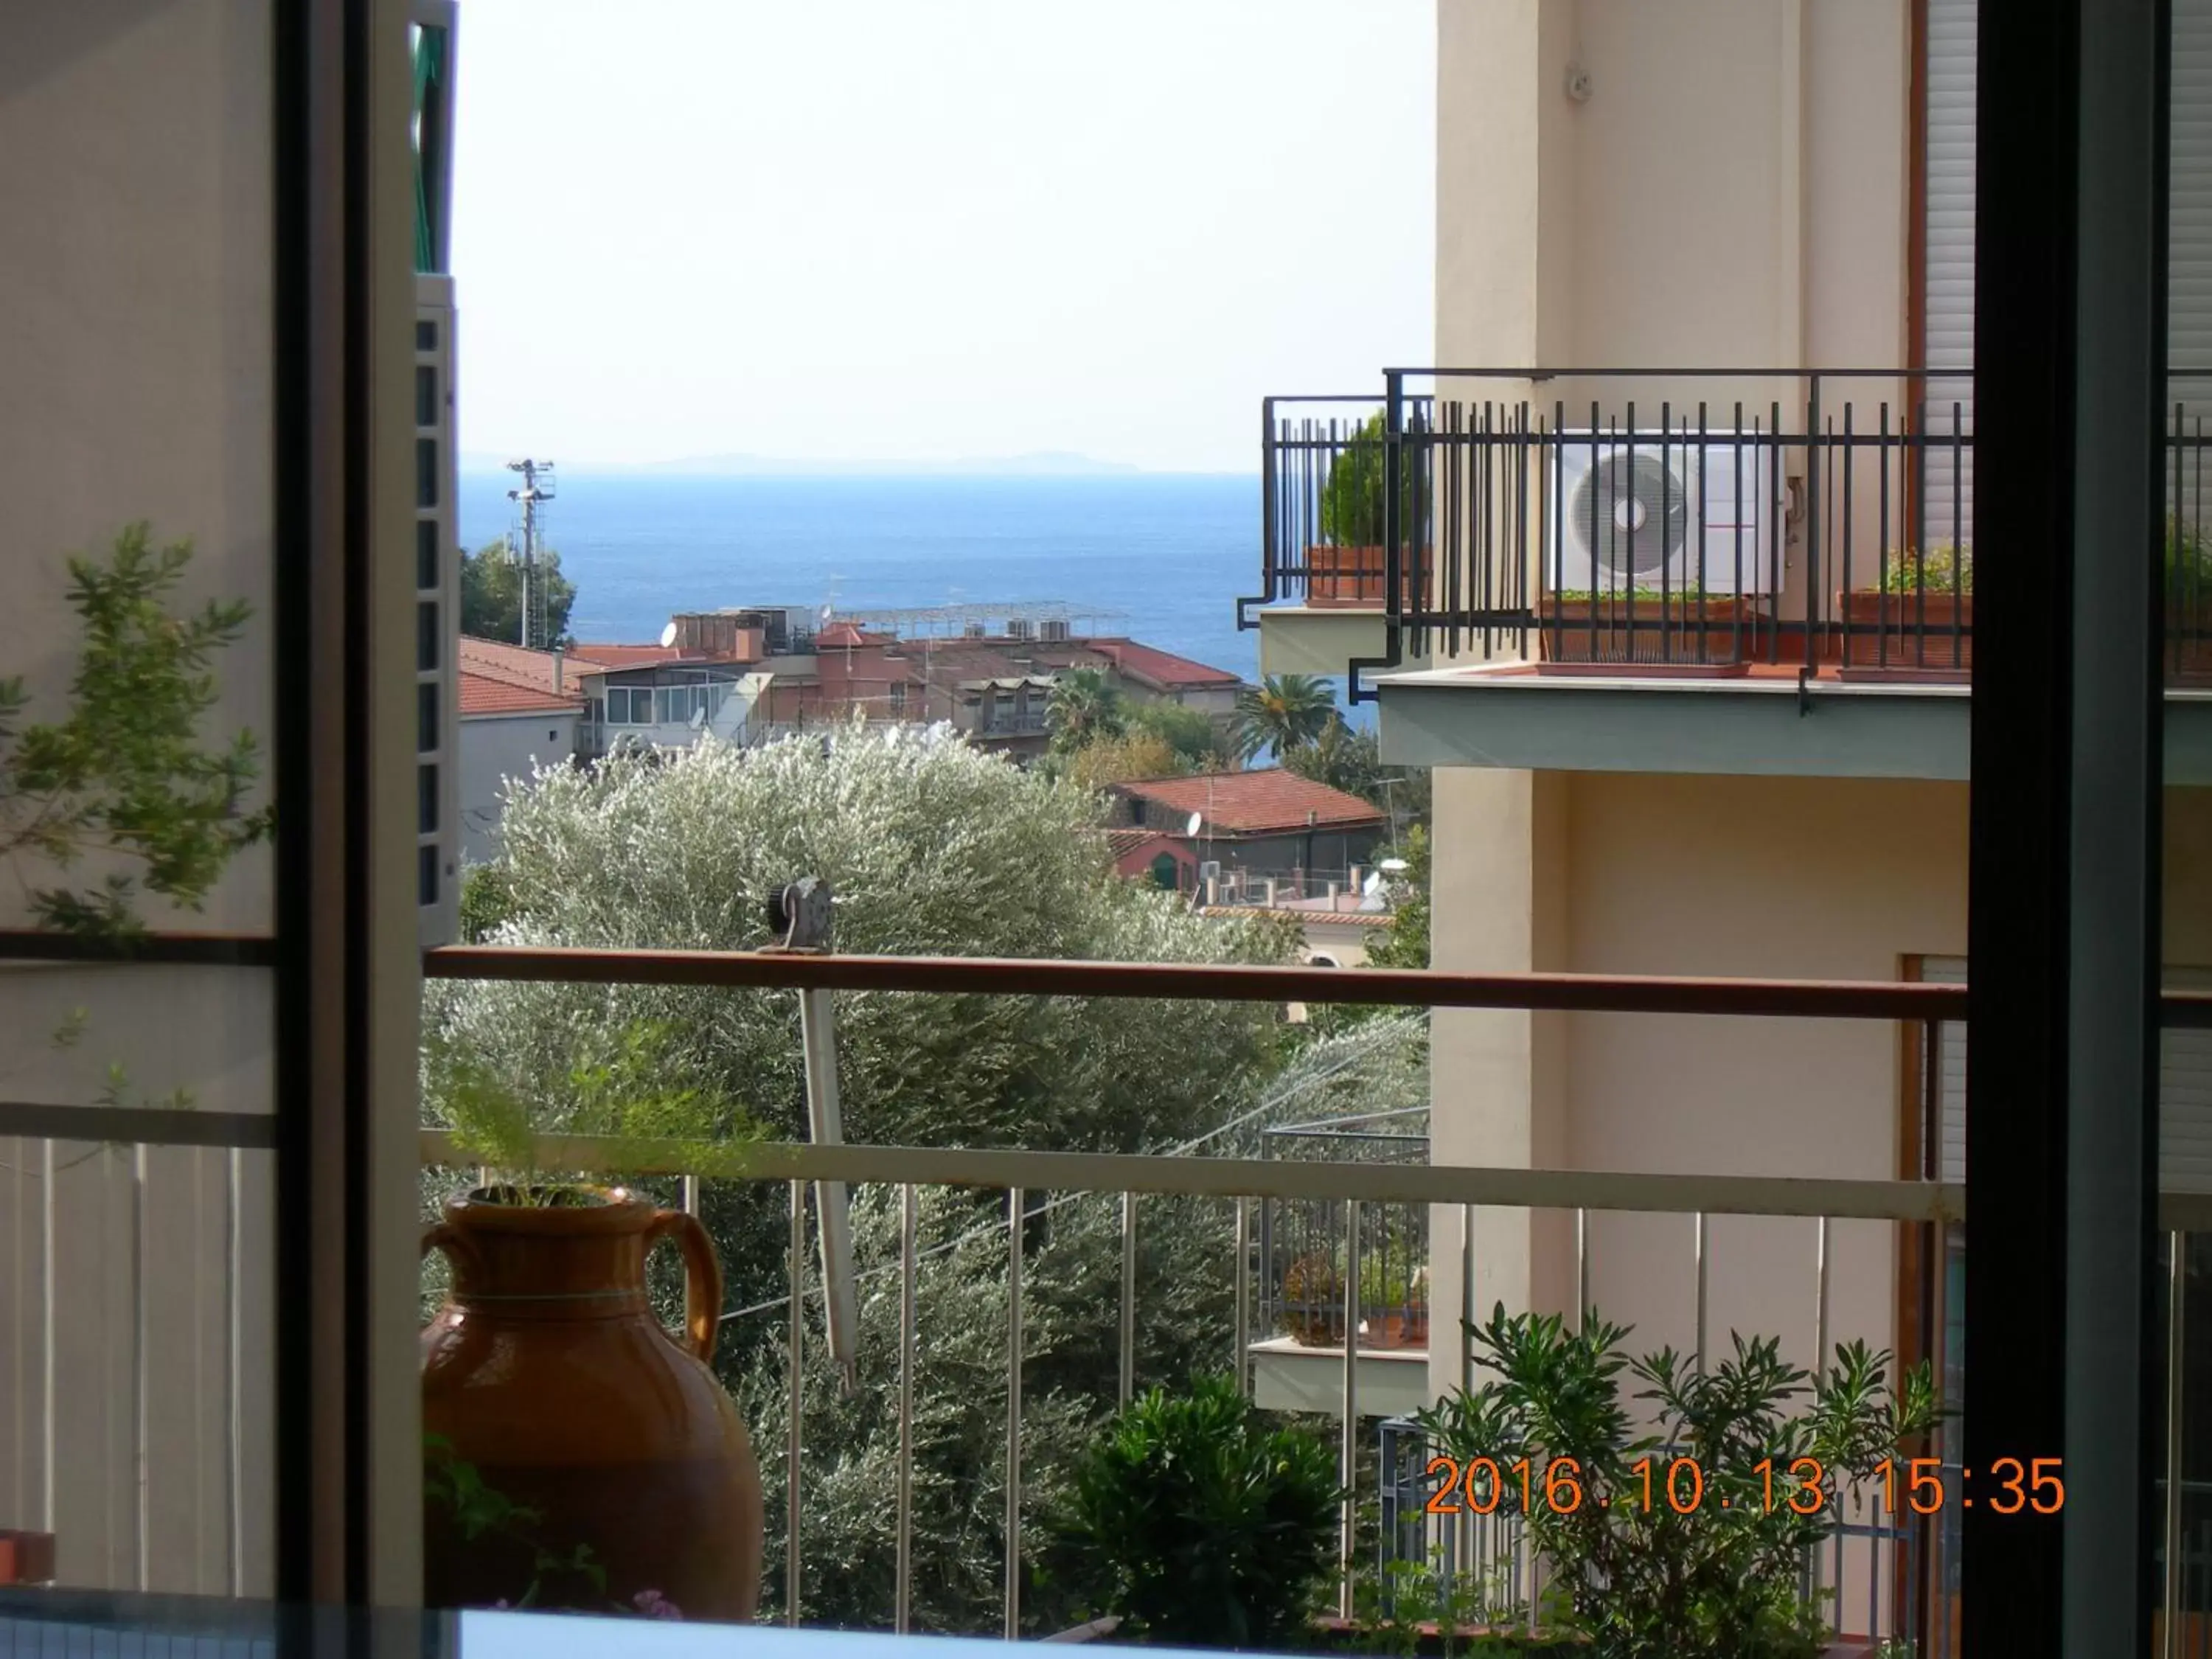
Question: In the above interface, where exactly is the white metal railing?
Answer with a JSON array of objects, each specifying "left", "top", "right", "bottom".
[{"left": 414, "top": 1129, "right": 2212, "bottom": 1646}]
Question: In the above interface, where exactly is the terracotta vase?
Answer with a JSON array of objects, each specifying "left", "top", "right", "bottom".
[
  {"left": 1836, "top": 590, "right": 1973, "bottom": 672},
  {"left": 421, "top": 1187, "right": 764, "bottom": 1621}
]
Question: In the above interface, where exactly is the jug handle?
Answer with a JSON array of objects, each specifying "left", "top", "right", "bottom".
[
  {"left": 420, "top": 1221, "right": 484, "bottom": 1287},
  {"left": 645, "top": 1210, "right": 724, "bottom": 1363}
]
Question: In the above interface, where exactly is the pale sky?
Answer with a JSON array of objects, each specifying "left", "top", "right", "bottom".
[{"left": 450, "top": 1, "right": 1434, "bottom": 473}]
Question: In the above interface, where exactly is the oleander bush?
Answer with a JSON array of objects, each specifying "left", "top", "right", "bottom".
[{"left": 1415, "top": 1306, "right": 1938, "bottom": 1659}]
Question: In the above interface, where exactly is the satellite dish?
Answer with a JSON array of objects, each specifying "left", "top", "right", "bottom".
[
  {"left": 1379, "top": 858, "right": 1410, "bottom": 874},
  {"left": 659, "top": 621, "right": 678, "bottom": 648},
  {"left": 1186, "top": 811, "right": 1203, "bottom": 838}
]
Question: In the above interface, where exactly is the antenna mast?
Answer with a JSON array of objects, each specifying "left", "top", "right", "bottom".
[{"left": 504, "top": 458, "right": 557, "bottom": 647}]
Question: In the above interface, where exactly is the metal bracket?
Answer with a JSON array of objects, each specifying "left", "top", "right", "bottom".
[
  {"left": 765, "top": 877, "right": 834, "bottom": 953},
  {"left": 764, "top": 877, "right": 857, "bottom": 1389}
]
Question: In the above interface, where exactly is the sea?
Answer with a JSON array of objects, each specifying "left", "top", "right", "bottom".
[{"left": 456, "top": 470, "right": 1269, "bottom": 685}]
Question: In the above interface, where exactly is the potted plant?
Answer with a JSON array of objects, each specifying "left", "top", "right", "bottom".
[
  {"left": 1416, "top": 1306, "right": 1939, "bottom": 1659},
  {"left": 1281, "top": 1248, "right": 1344, "bottom": 1346},
  {"left": 1537, "top": 585, "right": 1759, "bottom": 669},
  {"left": 1307, "top": 414, "right": 1433, "bottom": 608},
  {"left": 420, "top": 1027, "right": 766, "bottom": 1621},
  {"left": 1835, "top": 543, "right": 1972, "bottom": 674},
  {"left": 1056, "top": 1374, "right": 1343, "bottom": 1649},
  {"left": 1365, "top": 1261, "right": 1430, "bottom": 1352},
  {"left": 2168, "top": 518, "right": 2212, "bottom": 681}
]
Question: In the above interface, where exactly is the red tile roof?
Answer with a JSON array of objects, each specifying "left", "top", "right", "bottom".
[
  {"left": 817, "top": 622, "right": 896, "bottom": 648},
  {"left": 1113, "top": 770, "right": 1385, "bottom": 836},
  {"left": 569, "top": 642, "right": 689, "bottom": 667},
  {"left": 457, "top": 636, "right": 623, "bottom": 690},
  {"left": 1087, "top": 639, "right": 1242, "bottom": 689},
  {"left": 458, "top": 670, "right": 582, "bottom": 717}
]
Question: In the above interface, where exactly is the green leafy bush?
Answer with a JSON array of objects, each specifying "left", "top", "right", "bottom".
[
  {"left": 1415, "top": 1307, "right": 1938, "bottom": 1659},
  {"left": 1058, "top": 1374, "right": 1342, "bottom": 1649},
  {"left": 1871, "top": 544, "right": 1972, "bottom": 597},
  {"left": 1321, "top": 416, "right": 1425, "bottom": 549}
]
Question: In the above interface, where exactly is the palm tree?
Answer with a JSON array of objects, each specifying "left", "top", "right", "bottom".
[
  {"left": 1232, "top": 674, "right": 1336, "bottom": 762},
  {"left": 1046, "top": 667, "right": 1126, "bottom": 754}
]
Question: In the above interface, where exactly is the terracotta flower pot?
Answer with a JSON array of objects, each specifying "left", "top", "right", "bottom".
[
  {"left": 1303, "top": 546, "right": 1434, "bottom": 609},
  {"left": 1536, "top": 596, "right": 1756, "bottom": 667},
  {"left": 422, "top": 1187, "right": 764, "bottom": 1621},
  {"left": 1358, "top": 1308, "right": 1428, "bottom": 1352},
  {"left": 1836, "top": 590, "right": 1972, "bottom": 672},
  {"left": 2170, "top": 602, "right": 2212, "bottom": 681}
]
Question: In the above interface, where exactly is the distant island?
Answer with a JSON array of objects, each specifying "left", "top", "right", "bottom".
[{"left": 460, "top": 449, "right": 1144, "bottom": 478}]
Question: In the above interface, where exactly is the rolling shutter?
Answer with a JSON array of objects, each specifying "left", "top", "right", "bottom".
[
  {"left": 2174, "top": 0, "right": 2212, "bottom": 399},
  {"left": 1927, "top": 959, "right": 2212, "bottom": 1192},
  {"left": 1921, "top": 0, "right": 1976, "bottom": 553}
]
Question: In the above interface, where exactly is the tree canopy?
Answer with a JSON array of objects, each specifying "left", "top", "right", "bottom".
[
  {"left": 422, "top": 728, "right": 1428, "bottom": 1633},
  {"left": 1045, "top": 667, "right": 1125, "bottom": 754},
  {"left": 1231, "top": 673, "right": 1337, "bottom": 763},
  {"left": 459, "top": 538, "right": 577, "bottom": 647}
]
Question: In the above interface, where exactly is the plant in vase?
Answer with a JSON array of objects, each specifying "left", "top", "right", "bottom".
[
  {"left": 1838, "top": 543, "right": 1972, "bottom": 670},
  {"left": 1307, "top": 415, "right": 1431, "bottom": 606},
  {"left": 1280, "top": 1248, "right": 1344, "bottom": 1346},
  {"left": 1537, "top": 584, "right": 1756, "bottom": 667},
  {"left": 420, "top": 1024, "right": 766, "bottom": 1621},
  {"left": 1055, "top": 1374, "right": 1342, "bottom": 1650},
  {"left": 2168, "top": 518, "right": 2212, "bottom": 678},
  {"left": 1365, "top": 1259, "right": 1429, "bottom": 1351}
]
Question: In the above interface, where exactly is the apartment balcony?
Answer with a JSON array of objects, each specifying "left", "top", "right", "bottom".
[
  {"left": 1250, "top": 1110, "right": 1430, "bottom": 1422},
  {"left": 1239, "top": 372, "right": 2212, "bottom": 782},
  {"left": 10, "top": 942, "right": 2211, "bottom": 1650}
]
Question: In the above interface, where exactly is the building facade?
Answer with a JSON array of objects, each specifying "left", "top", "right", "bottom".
[{"left": 1248, "top": 0, "right": 2212, "bottom": 1425}]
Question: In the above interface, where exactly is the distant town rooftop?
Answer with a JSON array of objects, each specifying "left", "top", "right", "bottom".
[{"left": 1112, "top": 770, "right": 1385, "bottom": 838}]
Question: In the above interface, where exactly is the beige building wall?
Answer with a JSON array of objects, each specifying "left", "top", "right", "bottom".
[
  {"left": 1557, "top": 773, "right": 1966, "bottom": 1379},
  {"left": 459, "top": 711, "right": 581, "bottom": 866},
  {"left": 1430, "top": 774, "right": 2212, "bottom": 1399}
]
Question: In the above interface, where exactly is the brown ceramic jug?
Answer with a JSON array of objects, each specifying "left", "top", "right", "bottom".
[{"left": 421, "top": 1186, "right": 763, "bottom": 1621}]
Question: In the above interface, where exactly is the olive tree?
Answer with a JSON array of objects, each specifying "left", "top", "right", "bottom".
[{"left": 425, "top": 728, "right": 1380, "bottom": 1630}]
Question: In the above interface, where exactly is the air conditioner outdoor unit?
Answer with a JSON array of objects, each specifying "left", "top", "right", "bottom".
[{"left": 1548, "top": 434, "right": 1779, "bottom": 596}]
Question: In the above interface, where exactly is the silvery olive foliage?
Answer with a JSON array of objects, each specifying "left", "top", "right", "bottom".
[{"left": 423, "top": 731, "right": 1435, "bottom": 1633}]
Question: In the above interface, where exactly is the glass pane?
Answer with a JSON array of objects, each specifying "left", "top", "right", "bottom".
[{"left": 1, "top": 9, "right": 291, "bottom": 1604}]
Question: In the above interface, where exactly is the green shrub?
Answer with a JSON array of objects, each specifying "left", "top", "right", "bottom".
[
  {"left": 1058, "top": 1374, "right": 1342, "bottom": 1648},
  {"left": 1321, "top": 416, "right": 1426, "bottom": 549},
  {"left": 1415, "top": 1307, "right": 1938, "bottom": 1659}
]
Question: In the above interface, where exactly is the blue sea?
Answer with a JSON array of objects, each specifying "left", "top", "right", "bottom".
[{"left": 456, "top": 470, "right": 1267, "bottom": 684}]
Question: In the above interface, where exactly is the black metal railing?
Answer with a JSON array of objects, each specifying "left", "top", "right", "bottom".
[
  {"left": 1245, "top": 368, "right": 2212, "bottom": 700},
  {"left": 1258, "top": 1110, "right": 1428, "bottom": 1350}
]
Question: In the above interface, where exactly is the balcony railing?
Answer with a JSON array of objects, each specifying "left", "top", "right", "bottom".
[
  {"left": 1258, "top": 1109, "right": 1427, "bottom": 1350},
  {"left": 13, "top": 940, "right": 2208, "bottom": 1639},
  {"left": 1243, "top": 369, "right": 2212, "bottom": 700},
  {"left": 403, "top": 945, "right": 2208, "bottom": 1648}
]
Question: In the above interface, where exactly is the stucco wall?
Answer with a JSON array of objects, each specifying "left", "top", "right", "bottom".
[
  {"left": 1439, "top": 0, "right": 1909, "bottom": 375},
  {"left": 1428, "top": 773, "right": 2212, "bottom": 1397},
  {"left": 459, "top": 712, "right": 580, "bottom": 866},
  {"left": 1557, "top": 773, "right": 1966, "bottom": 1376}
]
